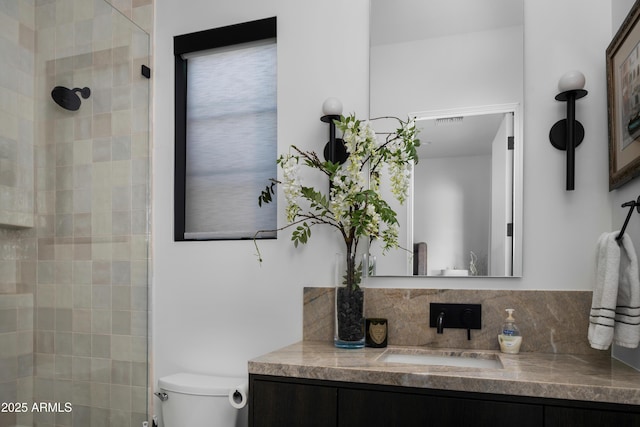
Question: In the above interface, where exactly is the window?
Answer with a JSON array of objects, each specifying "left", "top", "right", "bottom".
[{"left": 174, "top": 17, "right": 277, "bottom": 241}]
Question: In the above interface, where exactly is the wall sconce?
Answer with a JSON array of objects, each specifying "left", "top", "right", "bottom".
[
  {"left": 549, "top": 70, "right": 588, "bottom": 191},
  {"left": 321, "top": 97, "right": 348, "bottom": 164}
]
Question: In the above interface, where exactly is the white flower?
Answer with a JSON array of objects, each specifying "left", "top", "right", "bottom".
[
  {"left": 263, "top": 114, "right": 419, "bottom": 267},
  {"left": 381, "top": 223, "right": 399, "bottom": 252},
  {"left": 280, "top": 153, "right": 302, "bottom": 222}
]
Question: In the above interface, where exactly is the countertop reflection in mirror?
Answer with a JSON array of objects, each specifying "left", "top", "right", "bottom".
[{"left": 369, "top": 0, "right": 524, "bottom": 277}]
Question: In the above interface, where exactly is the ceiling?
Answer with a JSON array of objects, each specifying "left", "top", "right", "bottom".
[
  {"left": 370, "top": 0, "right": 524, "bottom": 46},
  {"left": 415, "top": 112, "right": 505, "bottom": 159}
]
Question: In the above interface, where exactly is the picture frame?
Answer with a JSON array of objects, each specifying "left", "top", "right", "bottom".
[{"left": 607, "top": 0, "right": 640, "bottom": 190}]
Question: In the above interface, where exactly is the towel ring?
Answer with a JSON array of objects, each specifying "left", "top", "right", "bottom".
[{"left": 616, "top": 195, "right": 640, "bottom": 241}]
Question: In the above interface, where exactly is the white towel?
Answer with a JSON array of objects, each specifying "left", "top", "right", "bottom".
[
  {"left": 589, "top": 232, "right": 640, "bottom": 350},
  {"left": 614, "top": 233, "right": 640, "bottom": 348},
  {"left": 589, "top": 232, "right": 620, "bottom": 350}
]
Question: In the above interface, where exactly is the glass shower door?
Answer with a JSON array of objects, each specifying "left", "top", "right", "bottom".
[{"left": 31, "top": 1, "right": 151, "bottom": 426}]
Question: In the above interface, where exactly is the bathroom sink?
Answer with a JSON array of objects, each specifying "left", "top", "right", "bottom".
[{"left": 379, "top": 350, "right": 503, "bottom": 369}]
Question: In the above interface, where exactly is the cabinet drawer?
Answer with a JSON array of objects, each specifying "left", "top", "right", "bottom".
[
  {"left": 338, "top": 388, "right": 543, "bottom": 427},
  {"left": 545, "top": 406, "right": 640, "bottom": 427},
  {"left": 250, "top": 378, "right": 337, "bottom": 427}
]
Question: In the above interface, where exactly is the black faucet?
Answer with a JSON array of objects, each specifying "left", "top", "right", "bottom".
[
  {"left": 430, "top": 303, "right": 482, "bottom": 340},
  {"left": 436, "top": 311, "right": 445, "bottom": 334}
]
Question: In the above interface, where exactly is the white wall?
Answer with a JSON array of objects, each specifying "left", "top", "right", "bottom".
[
  {"left": 153, "top": 0, "right": 369, "bottom": 386},
  {"left": 152, "top": 0, "right": 621, "bottom": 419},
  {"left": 414, "top": 155, "right": 491, "bottom": 274}
]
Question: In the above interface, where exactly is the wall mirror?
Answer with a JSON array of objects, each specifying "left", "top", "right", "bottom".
[{"left": 369, "top": 0, "right": 524, "bottom": 277}]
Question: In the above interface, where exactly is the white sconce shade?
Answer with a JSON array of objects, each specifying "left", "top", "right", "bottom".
[
  {"left": 322, "top": 97, "right": 343, "bottom": 116},
  {"left": 558, "top": 70, "right": 586, "bottom": 92}
]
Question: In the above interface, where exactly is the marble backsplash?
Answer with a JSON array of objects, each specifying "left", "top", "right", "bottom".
[{"left": 303, "top": 287, "right": 601, "bottom": 355}]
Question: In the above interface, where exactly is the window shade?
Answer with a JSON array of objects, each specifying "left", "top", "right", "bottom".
[{"left": 183, "top": 41, "right": 277, "bottom": 240}]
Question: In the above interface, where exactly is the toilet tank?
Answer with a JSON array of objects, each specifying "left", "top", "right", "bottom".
[{"left": 158, "top": 373, "right": 247, "bottom": 427}]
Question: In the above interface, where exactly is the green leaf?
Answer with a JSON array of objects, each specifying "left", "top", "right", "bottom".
[
  {"left": 300, "top": 187, "right": 330, "bottom": 213},
  {"left": 291, "top": 222, "right": 311, "bottom": 247}
]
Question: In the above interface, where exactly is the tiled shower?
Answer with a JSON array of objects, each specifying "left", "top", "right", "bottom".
[{"left": 0, "top": 0, "right": 152, "bottom": 426}]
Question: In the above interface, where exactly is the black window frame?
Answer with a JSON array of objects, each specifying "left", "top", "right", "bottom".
[{"left": 173, "top": 16, "right": 277, "bottom": 242}]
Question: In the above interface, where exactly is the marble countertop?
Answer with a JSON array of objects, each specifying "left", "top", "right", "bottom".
[{"left": 248, "top": 341, "right": 640, "bottom": 405}]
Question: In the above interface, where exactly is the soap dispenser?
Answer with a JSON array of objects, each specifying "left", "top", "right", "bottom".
[{"left": 498, "top": 308, "right": 522, "bottom": 354}]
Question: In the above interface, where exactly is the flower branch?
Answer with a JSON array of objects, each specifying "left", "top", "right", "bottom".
[{"left": 255, "top": 113, "right": 420, "bottom": 277}]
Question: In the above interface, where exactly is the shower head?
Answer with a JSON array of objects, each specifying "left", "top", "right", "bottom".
[{"left": 51, "top": 86, "right": 91, "bottom": 111}]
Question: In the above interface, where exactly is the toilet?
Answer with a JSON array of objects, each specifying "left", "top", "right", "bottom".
[{"left": 157, "top": 373, "right": 247, "bottom": 427}]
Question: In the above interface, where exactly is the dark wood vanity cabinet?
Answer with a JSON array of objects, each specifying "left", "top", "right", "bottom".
[
  {"left": 249, "top": 374, "right": 640, "bottom": 427},
  {"left": 249, "top": 377, "right": 337, "bottom": 427}
]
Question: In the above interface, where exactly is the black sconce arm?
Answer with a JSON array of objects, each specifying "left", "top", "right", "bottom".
[
  {"left": 549, "top": 71, "right": 588, "bottom": 191},
  {"left": 320, "top": 98, "right": 348, "bottom": 164}
]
